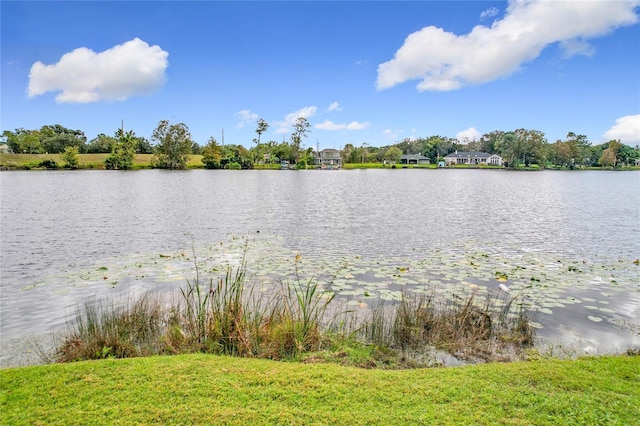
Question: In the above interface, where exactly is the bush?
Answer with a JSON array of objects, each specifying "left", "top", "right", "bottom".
[{"left": 38, "top": 159, "right": 58, "bottom": 169}]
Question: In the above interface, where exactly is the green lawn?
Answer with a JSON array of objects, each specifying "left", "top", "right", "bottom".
[
  {"left": 2, "top": 354, "right": 638, "bottom": 425},
  {"left": 0, "top": 153, "right": 206, "bottom": 169}
]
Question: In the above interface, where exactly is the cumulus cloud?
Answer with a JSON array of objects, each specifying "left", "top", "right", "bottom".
[
  {"left": 316, "top": 120, "right": 370, "bottom": 131},
  {"left": 377, "top": 0, "right": 639, "bottom": 92},
  {"left": 480, "top": 7, "right": 499, "bottom": 20},
  {"left": 328, "top": 101, "right": 341, "bottom": 112},
  {"left": 456, "top": 127, "right": 480, "bottom": 143},
  {"left": 274, "top": 106, "right": 317, "bottom": 134},
  {"left": 28, "top": 38, "right": 168, "bottom": 103},
  {"left": 602, "top": 114, "right": 640, "bottom": 144},
  {"left": 235, "top": 109, "right": 259, "bottom": 129}
]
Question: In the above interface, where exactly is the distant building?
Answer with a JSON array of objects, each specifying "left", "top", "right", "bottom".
[
  {"left": 444, "top": 151, "right": 503, "bottom": 166},
  {"left": 400, "top": 154, "right": 430, "bottom": 165},
  {"left": 316, "top": 149, "right": 342, "bottom": 169},
  {"left": 0, "top": 143, "right": 9, "bottom": 154}
]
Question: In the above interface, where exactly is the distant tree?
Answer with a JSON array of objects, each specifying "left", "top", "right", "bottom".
[
  {"left": 384, "top": 146, "right": 402, "bottom": 163},
  {"left": 291, "top": 117, "right": 310, "bottom": 163},
  {"left": 61, "top": 146, "right": 80, "bottom": 169},
  {"left": 215, "top": 144, "right": 252, "bottom": 169},
  {"left": 2, "top": 129, "right": 42, "bottom": 153},
  {"left": 2, "top": 130, "right": 19, "bottom": 153},
  {"left": 618, "top": 143, "right": 639, "bottom": 166},
  {"left": 86, "top": 134, "right": 117, "bottom": 153},
  {"left": 253, "top": 118, "right": 269, "bottom": 164},
  {"left": 341, "top": 143, "right": 355, "bottom": 164},
  {"left": 564, "top": 132, "right": 591, "bottom": 166},
  {"left": 201, "top": 137, "right": 222, "bottom": 169},
  {"left": 478, "top": 131, "right": 505, "bottom": 154},
  {"left": 255, "top": 118, "right": 269, "bottom": 146},
  {"left": 514, "top": 128, "right": 547, "bottom": 166},
  {"left": 39, "top": 125, "right": 87, "bottom": 153},
  {"left": 105, "top": 129, "right": 137, "bottom": 170},
  {"left": 599, "top": 140, "right": 622, "bottom": 167},
  {"left": 493, "top": 129, "right": 546, "bottom": 167},
  {"left": 297, "top": 147, "right": 316, "bottom": 169},
  {"left": 22, "top": 132, "right": 42, "bottom": 154},
  {"left": 152, "top": 120, "right": 193, "bottom": 170},
  {"left": 494, "top": 132, "right": 518, "bottom": 167},
  {"left": 135, "top": 137, "right": 153, "bottom": 154},
  {"left": 273, "top": 141, "right": 293, "bottom": 164},
  {"left": 191, "top": 142, "right": 203, "bottom": 155}
]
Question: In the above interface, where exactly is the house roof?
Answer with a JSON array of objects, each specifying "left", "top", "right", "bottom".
[
  {"left": 401, "top": 154, "right": 429, "bottom": 160},
  {"left": 444, "top": 151, "right": 498, "bottom": 159}
]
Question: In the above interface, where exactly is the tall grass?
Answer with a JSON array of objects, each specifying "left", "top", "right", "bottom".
[
  {"left": 55, "top": 294, "right": 165, "bottom": 362},
  {"left": 52, "top": 257, "right": 535, "bottom": 367},
  {"left": 359, "top": 289, "right": 534, "bottom": 363}
]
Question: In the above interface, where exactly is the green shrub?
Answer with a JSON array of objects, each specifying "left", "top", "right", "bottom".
[{"left": 38, "top": 159, "right": 58, "bottom": 169}]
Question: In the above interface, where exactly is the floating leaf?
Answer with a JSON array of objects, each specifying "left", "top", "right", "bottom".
[{"left": 587, "top": 316, "right": 603, "bottom": 322}]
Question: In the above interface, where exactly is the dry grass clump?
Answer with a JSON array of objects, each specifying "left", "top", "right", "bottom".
[{"left": 360, "top": 289, "right": 534, "bottom": 364}]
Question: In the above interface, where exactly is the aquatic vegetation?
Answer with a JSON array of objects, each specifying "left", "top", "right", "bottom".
[
  {"left": 51, "top": 243, "right": 538, "bottom": 367},
  {"left": 35, "top": 236, "right": 639, "bottom": 364},
  {"left": 55, "top": 294, "right": 165, "bottom": 362}
]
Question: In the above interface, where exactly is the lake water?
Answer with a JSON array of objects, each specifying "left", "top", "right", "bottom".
[{"left": 1, "top": 169, "right": 639, "bottom": 366}]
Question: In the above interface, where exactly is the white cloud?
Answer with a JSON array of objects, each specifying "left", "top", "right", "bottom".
[
  {"left": 28, "top": 38, "right": 168, "bottom": 103},
  {"left": 316, "top": 120, "right": 345, "bottom": 131},
  {"left": 235, "top": 109, "right": 259, "bottom": 129},
  {"left": 316, "top": 120, "right": 370, "bottom": 131},
  {"left": 559, "top": 39, "right": 595, "bottom": 59},
  {"left": 480, "top": 7, "right": 499, "bottom": 20},
  {"left": 383, "top": 129, "right": 399, "bottom": 140},
  {"left": 274, "top": 106, "right": 317, "bottom": 134},
  {"left": 346, "top": 121, "right": 370, "bottom": 130},
  {"left": 456, "top": 127, "right": 480, "bottom": 143},
  {"left": 328, "top": 101, "right": 341, "bottom": 112},
  {"left": 377, "top": 0, "right": 639, "bottom": 92},
  {"left": 602, "top": 114, "right": 640, "bottom": 144}
]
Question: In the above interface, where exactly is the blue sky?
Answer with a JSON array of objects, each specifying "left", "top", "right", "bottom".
[{"left": 2, "top": 1, "right": 639, "bottom": 150}]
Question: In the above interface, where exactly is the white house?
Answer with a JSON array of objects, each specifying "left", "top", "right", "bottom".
[{"left": 444, "top": 151, "right": 503, "bottom": 166}]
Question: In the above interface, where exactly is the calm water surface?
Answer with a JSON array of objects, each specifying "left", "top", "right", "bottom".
[{"left": 1, "top": 169, "right": 639, "bottom": 366}]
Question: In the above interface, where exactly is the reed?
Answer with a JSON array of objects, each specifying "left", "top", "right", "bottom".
[
  {"left": 359, "top": 288, "right": 534, "bottom": 363},
  {"left": 53, "top": 259, "right": 535, "bottom": 367},
  {"left": 55, "top": 293, "right": 165, "bottom": 362}
]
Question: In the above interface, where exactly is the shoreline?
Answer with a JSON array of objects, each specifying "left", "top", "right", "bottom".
[{"left": 2, "top": 153, "right": 639, "bottom": 171}]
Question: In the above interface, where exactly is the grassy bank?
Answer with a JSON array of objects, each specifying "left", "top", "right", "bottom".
[
  {"left": 0, "top": 153, "right": 204, "bottom": 170},
  {"left": 3, "top": 153, "right": 639, "bottom": 171},
  {"left": 2, "top": 354, "right": 638, "bottom": 425}
]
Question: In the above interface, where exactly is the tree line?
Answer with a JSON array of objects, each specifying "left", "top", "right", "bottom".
[{"left": 2, "top": 119, "right": 639, "bottom": 170}]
